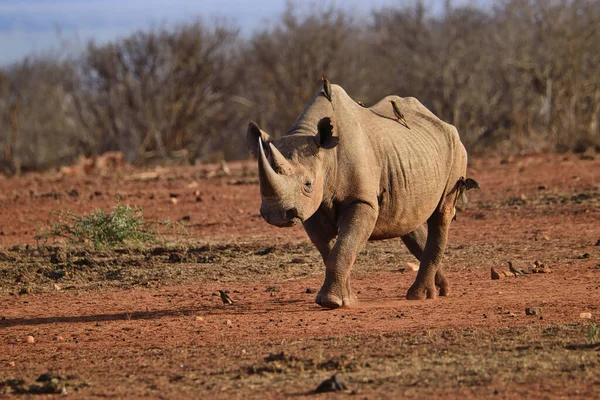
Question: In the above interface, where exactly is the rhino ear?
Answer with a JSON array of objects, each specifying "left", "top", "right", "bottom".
[
  {"left": 247, "top": 122, "right": 271, "bottom": 154},
  {"left": 315, "top": 117, "right": 339, "bottom": 150}
]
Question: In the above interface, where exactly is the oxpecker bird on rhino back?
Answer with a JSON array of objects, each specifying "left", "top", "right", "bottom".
[{"left": 246, "top": 83, "right": 479, "bottom": 309}]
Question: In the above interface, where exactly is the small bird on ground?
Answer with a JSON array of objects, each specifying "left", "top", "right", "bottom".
[
  {"left": 218, "top": 290, "right": 234, "bottom": 305},
  {"left": 321, "top": 77, "right": 332, "bottom": 102},
  {"left": 390, "top": 99, "right": 410, "bottom": 129},
  {"left": 508, "top": 261, "right": 525, "bottom": 277}
]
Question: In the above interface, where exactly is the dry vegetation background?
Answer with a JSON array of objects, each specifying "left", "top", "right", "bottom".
[{"left": 1, "top": 0, "right": 600, "bottom": 175}]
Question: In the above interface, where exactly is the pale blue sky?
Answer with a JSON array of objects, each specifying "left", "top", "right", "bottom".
[{"left": 0, "top": 0, "right": 488, "bottom": 65}]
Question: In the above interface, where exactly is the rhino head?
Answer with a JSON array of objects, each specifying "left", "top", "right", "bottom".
[{"left": 246, "top": 118, "right": 338, "bottom": 227}]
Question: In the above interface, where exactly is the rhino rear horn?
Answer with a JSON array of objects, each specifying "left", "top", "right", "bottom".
[
  {"left": 268, "top": 143, "right": 293, "bottom": 175},
  {"left": 315, "top": 117, "right": 339, "bottom": 149}
]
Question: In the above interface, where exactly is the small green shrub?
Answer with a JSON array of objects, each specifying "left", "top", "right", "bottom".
[
  {"left": 587, "top": 323, "right": 599, "bottom": 343},
  {"left": 36, "top": 204, "right": 155, "bottom": 249}
]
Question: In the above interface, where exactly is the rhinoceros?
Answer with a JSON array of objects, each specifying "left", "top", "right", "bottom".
[{"left": 246, "top": 84, "right": 477, "bottom": 309}]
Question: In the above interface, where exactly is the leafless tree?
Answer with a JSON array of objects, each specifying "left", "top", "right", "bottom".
[
  {"left": 1, "top": 0, "right": 599, "bottom": 175},
  {"left": 72, "top": 21, "right": 243, "bottom": 163},
  {"left": 0, "top": 58, "right": 82, "bottom": 174},
  {"left": 239, "top": 5, "right": 371, "bottom": 138}
]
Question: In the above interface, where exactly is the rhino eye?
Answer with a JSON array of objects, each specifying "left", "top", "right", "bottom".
[{"left": 304, "top": 181, "right": 313, "bottom": 193}]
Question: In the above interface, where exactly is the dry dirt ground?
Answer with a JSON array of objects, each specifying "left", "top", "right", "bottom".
[{"left": 0, "top": 153, "right": 599, "bottom": 398}]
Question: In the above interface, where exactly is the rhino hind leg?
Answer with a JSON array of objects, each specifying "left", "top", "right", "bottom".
[
  {"left": 435, "top": 269, "right": 450, "bottom": 296},
  {"left": 401, "top": 226, "right": 427, "bottom": 259},
  {"left": 406, "top": 205, "right": 454, "bottom": 300},
  {"left": 401, "top": 225, "right": 450, "bottom": 296}
]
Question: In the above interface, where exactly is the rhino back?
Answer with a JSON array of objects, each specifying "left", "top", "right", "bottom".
[
  {"left": 338, "top": 94, "right": 463, "bottom": 239},
  {"left": 286, "top": 86, "right": 465, "bottom": 239}
]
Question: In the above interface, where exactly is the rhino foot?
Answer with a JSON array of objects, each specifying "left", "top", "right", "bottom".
[
  {"left": 435, "top": 271, "right": 450, "bottom": 297},
  {"left": 406, "top": 282, "right": 438, "bottom": 300},
  {"left": 315, "top": 288, "right": 357, "bottom": 309}
]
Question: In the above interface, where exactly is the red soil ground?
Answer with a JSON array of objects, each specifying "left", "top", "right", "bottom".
[{"left": 1, "top": 153, "right": 599, "bottom": 398}]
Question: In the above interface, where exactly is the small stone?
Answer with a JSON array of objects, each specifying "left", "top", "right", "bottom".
[
  {"left": 491, "top": 267, "right": 502, "bottom": 280},
  {"left": 531, "top": 261, "right": 552, "bottom": 273},
  {"left": 53, "top": 284, "right": 62, "bottom": 291},
  {"left": 406, "top": 262, "right": 419, "bottom": 271},
  {"left": 241, "top": 349, "right": 247, "bottom": 354},
  {"left": 19, "top": 287, "right": 32, "bottom": 295},
  {"left": 525, "top": 307, "right": 542, "bottom": 316},
  {"left": 220, "top": 160, "right": 231, "bottom": 175},
  {"left": 595, "top": 239, "right": 600, "bottom": 246},
  {"left": 580, "top": 312, "right": 592, "bottom": 319},
  {"left": 305, "top": 288, "right": 317, "bottom": 294},
  {"left": 315, "top": 374, "right": 347, "bottom": 393},
  {"left": 170, "top": 197, "right": 178, "bottom": 205},
  {"left": 193, "top": 316, "right": 204, "bottom": 322},
  {"left": 7, "top": 361, "right": 15, "bottom": 367},
  {"left": 26, "top": 335, "right": 35, "bottom": 344},
  {"left": 226, "top": 319, "right": 232, "bottom": 326}
]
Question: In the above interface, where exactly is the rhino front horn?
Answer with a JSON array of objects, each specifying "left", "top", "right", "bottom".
[{"left": 258, "top": 137, "right": 284, "bottom": 197}]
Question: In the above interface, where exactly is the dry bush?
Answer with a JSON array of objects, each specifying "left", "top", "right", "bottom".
[
  {"left": 1, "top": 0, "right": 600, "bottom": 175},
  {"left": 239, "top": 4, "right": 372, "bottom": 138},
  {"left": 367, "top": 0, "right": 600, "bottom": 154},
  {"left": 0, "top": 58, "right": 83, "bottom": 174},
  {"left": 495, "top": 0, "right": 600, "bottom": 154},
  {"left": 72, "top": 21, "right": 244, "bottom": 164},
  {"left": 369, "top": 2, "right": 501, "bottom": 147}
]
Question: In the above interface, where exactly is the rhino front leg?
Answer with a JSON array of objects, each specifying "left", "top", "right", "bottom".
[
  {"left": 406, "top": 207, "right": 454, "bottom": 300},
  {"left": 401, "top": 225, "right": 450, "bottom": 296},
  {"left": 316, "top": 202, "right": 377, "bottom": 309},
  {"left": 303, "top": 209, "right": 337, "bottom": 264}
]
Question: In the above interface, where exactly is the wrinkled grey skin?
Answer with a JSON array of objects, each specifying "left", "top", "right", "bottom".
[{"left": 247, "top": 84, "right": 470, "bottom": 309}]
